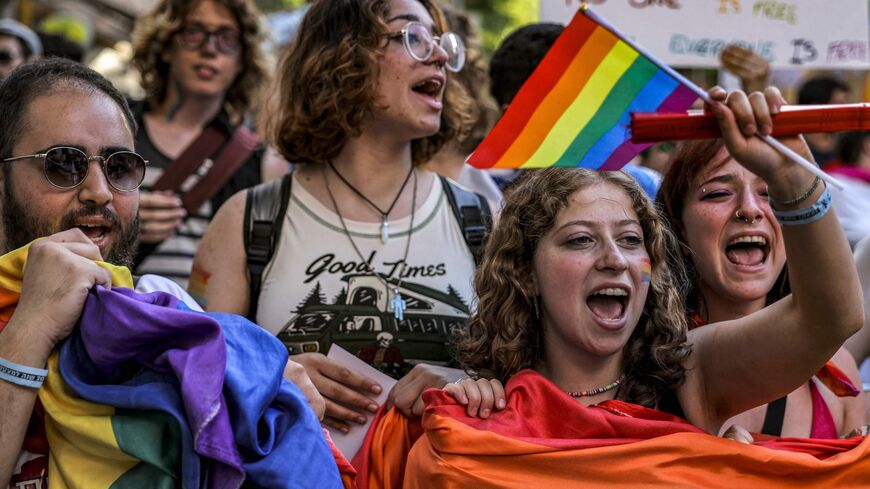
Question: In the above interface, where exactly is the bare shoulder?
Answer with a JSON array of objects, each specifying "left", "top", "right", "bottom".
[
  {"left": 198, "top": 189, "right": 249, "bottom": 263},
  {"left": 211, "top": 189, "right": 249, "bottom": 233}
]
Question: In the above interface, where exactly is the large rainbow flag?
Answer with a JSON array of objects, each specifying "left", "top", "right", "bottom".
[
  {"left": 351, "top": 370, "right": 870, "bottom": 488},
  {"left": 467, "top": 7, "right": 697, "bottom": 171},
  {"left": 0, "top": 244, "right": 345, "bottom": 488}
]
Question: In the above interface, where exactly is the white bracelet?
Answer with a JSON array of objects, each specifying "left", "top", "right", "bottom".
[{"left": 0, "top": 356, "right": 47, "bottom": 389}]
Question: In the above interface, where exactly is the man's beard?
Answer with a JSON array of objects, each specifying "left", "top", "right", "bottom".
[{"left": 2, "top": 184, "right": 140, "bottom": 268}]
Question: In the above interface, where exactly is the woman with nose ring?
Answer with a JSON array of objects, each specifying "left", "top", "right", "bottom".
[
  {"left": 657, "top": 137, "right": 866, "bottom": 438},
  {"left": 735, "top": 210, "right": 759, "bottom": 225}
]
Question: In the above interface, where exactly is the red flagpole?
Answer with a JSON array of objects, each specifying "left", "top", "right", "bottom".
[{"left": 631, "top": 104, "right": 870, "bottom": 143}]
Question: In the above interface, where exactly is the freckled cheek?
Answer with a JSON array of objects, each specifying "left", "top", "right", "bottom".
[{"left": 685, "top": 209, "right": 726, "bottom": 247}]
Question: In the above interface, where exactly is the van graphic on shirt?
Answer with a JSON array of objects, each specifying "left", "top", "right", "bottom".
[{"left": 277, "top": 274, "right": 469, "bottom": 378}]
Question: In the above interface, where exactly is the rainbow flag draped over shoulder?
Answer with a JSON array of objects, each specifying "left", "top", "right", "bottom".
[
  {"left": 467, "top": 7, "right": 697, "bottom": 171},
  {"left": 0, "top": 244, "right": 344, "bottom": 488},
  {"left": 353, "top": 370, "right": 870, "bottom": 488}
]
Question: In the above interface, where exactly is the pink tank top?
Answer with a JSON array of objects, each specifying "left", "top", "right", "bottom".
[{"left": 809, "top": 380, "right": 838, "bottom": 439}]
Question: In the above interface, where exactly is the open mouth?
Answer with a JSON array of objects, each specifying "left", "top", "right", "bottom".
[
  {"left": 586, "top": 287, "right": 629, "bottom": 322},
  {"left": 76, "top": 223, "right": 109, "bottom": 241},
  {"left": 412, "top": 78, "right": 443, "bottom": 98},
  {"left": 724, "top": 235, "right": 769, "bottom": 267}
]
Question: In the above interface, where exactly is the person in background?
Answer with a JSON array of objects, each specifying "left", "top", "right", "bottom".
[
  {"left": 720, "top": 44, "right": 770, "bottom": 94},
  {"left": 637, "top": 142, "right": 676, "bottom": 175},
  {"left": 130, "top": 0, "right": 288, "bottom": 288},
  {"left": 423, "top": 2, "right": 502, "bottom": 212},
  {"left": 797, "top": 76, "right": 849, "bottom": 167},
  {"left": 37, "top": 32, "right": 84, "bottom": 62},
  {"left": 657, "top": 138, "right": 865, "bottom": 438},
  {"left": 0, "top": 19, "right": 41, "bottom": 80},
  {"left": 820, "top": 131, "right": 870, "bottom": 247},
  {"left": 844, "top": 236, "right": 870, "bottom": 394}
]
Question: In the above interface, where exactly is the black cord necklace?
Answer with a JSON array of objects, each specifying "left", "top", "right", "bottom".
[
  {"left": 327, "top": 160, "right": 414, "bottom": 244},
  {"left": 323, "top": 165, "right": 418, "bottom": 320}
]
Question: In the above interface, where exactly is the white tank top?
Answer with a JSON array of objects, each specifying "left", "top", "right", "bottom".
[{"left": 256, "top": 173, "right": 476, "bottom": 377}]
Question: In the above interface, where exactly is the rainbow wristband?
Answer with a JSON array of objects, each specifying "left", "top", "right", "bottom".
[
  {"left": 0, "top": 356, "right": 47, "bottom": 389},
  {"left": 771, "top": 186, "right": 831, "bottom": 226}
]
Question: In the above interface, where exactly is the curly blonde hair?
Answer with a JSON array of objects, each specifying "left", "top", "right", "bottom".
[
  {"left": 131, "top": 0, "right": 269, "bottom": 122},
  {"left": 264, "top": 0, "right": 473, "bottom": 166},
  {"left": 458, "top": 169, "right": 691, "bottom": 408}
]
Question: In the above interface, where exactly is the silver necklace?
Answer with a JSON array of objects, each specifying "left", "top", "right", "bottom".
[
  {"left": 322, "top": 165, "right": 417, "bottom": 320},
  {"left": 328, "top": 160, "right": 414, "bottom": 243}
]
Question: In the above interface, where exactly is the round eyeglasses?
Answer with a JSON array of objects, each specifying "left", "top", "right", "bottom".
[
  {"left": 389, "top": 21, "right": 466, "bottom": 72},
  {"left": 177, "top": 24, "right": 242, "bottom": 55},
  {"left": 2, "top": 146, "right": 149, "bottom": 192}
]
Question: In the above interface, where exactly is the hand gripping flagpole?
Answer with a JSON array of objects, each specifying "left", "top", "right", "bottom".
[{"left": 580, "top": 4, "right": 844, "bottom": 190}]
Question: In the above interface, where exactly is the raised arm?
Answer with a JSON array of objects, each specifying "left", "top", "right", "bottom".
[
  {"left": 190, "top": 190, "right": 250, "bottom": 315},
  {"left": 680, "top": 87, "right": 864, "bottom": 433}
]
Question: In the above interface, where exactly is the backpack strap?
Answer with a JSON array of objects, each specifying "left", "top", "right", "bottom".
[
  {"left": 244, "top": 173, "right": 292, "bottom": 321},
  {"left": 439, "top": 175, "right": 492, "bottom": 265},
  {"left": 761, "top": 395, "right": 788, "bottom": 437},
  {"left": 180, "top": 125, "right": 260, "bottom": 215}
]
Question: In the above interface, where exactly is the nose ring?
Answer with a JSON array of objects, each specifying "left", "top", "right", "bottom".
[{"left": 735, "top": 210, "right": 759, "bottom": 225}]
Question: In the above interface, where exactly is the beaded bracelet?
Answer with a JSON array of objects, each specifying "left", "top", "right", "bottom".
[
  {"left": 0, "top": 356, "right": 48, "bottom": 389},
  {"left": 769, "top": 176, "right": 821, "bottom": 209},
  {"left": 771, "top": 185, "right": 831, "bottom": 226}
]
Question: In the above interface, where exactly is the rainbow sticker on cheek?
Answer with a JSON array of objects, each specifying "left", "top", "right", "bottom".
[{"left": 640, "top": 258, "right": 651, "bottom": 284}]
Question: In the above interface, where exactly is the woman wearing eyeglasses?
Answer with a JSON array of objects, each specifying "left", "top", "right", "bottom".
[
  {"left": 129, "top": 0, "right": 288, "bottom": 288},
  {"left": 194, "top": 0, "right": 482, "bottom": 434}
]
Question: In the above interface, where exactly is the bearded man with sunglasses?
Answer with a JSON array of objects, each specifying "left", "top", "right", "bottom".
[
  {"left": 129, "top": 0, "right": 288, "bottom": 289},
  {"left": 0, "top": 58, "right": 325, "bottom": 487},
  {"left": 0, "top": 57, "right": 163, "bottom": 486}
]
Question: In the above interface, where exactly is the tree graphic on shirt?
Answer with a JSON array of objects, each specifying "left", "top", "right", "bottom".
[
  {"left": 333, "top": 287, "right": 348, "bottom": 304},
  {"left": 446, "top": 285, "right": 468, "bottom": 310},
  {"left": 297, "top": 282, "right": 327, "bottom": 312}
]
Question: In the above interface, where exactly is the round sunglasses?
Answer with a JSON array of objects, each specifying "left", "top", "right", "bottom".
[
  {"left": 388, "top": 21, "right": 466, "bottom": 72},
  {"left": 176, "top": 24, "right": 242, "bottom": 55},
  {"left": 2, "top": 146, "right": 148, "bottom": 192}
]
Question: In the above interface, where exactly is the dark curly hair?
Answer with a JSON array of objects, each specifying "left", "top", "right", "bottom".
[
  {"left": 264, "top": 0, "right": 472, "bottom": 166},
  {"left": 131, "top": 0, "right": 269, "bottom": 122},
  {"left": 458, "top": 168, "right": 691, "bottom": 408},
  {"left": 657, "top": 139, "right": 790, "bottom": 322}
]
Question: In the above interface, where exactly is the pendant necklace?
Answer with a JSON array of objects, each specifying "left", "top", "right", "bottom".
[
  {"left": 328, "top": 160, "right": 414, "bottom": 244},
  {"left": 323, "top": 164, "right": 417, "bottom": 320}
]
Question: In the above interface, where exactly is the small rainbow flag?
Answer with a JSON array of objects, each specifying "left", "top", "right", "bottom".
[{"left": 467, "top": 7, "right": 698, "bottom": 171}]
